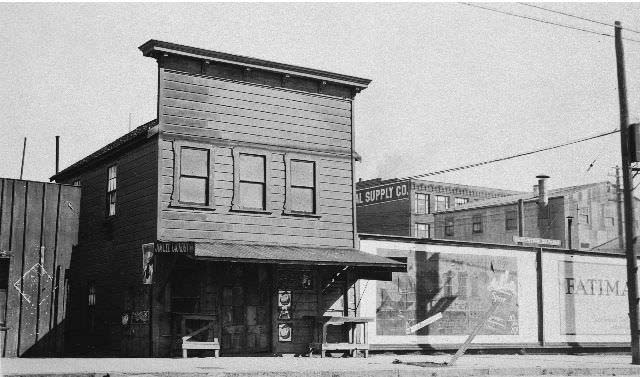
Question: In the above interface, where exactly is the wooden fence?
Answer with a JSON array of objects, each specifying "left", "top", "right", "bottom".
[{"left": 0, "top": 179, "right": 80, "bottom": 357}]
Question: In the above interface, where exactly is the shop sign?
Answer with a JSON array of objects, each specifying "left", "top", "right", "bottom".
[
  {"left": 154, "top": 241, "right": 195, "bottom": 254},
  {"left": 356, "top": 181, "right": 410, "bottom": 206},
  {"left": 513, "top": 236, "right": 561, "bottom": 246}
]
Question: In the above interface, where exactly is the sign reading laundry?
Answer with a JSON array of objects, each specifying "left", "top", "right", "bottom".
[{"left": 154, "top": 241, "right": 195, "bottom": 254}]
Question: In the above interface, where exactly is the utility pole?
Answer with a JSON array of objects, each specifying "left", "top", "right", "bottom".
[
  {"left": 615, "top": 20, "right": 640, "bottom": 364},
  {"left": 616, "top": 166, "right": 625, "bottom": 250},
  {"left": 19, "top": 137, "right": 26, "bottom": 180}
]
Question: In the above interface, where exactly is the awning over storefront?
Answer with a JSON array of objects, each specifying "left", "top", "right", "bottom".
[{"left": 191, "top": 242, "right": 406, "bottom": 273}]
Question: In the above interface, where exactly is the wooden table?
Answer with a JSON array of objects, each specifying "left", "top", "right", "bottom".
[{"left": 307, "top": 316, "right": 374, "bottom": 358}]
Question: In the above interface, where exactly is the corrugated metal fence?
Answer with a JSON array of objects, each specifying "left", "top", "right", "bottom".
[{"left": 0, "top": 179, "right": 80, "bottom": 357}]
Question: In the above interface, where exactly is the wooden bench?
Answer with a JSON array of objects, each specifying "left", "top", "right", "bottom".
[
  {"left": 181, "top": 323, "right": 220, "bottom": 358},
  {"left": 180, "top": 318, "right": 220, "bottom": 358},
  {"left": 307, "top": 316, "right": 373, "bottom": 358}
]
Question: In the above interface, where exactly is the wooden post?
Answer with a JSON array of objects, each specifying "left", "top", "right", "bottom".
[{"left": 615, "top": 20, "right": 640, "bottom": 364}]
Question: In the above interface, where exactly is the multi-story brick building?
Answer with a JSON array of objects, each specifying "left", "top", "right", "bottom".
[
  {"left": 433, "top": 176, "right": 632, "bottom": 253},
  {"left": 356, "top": 178, "right": 521, "bottom": 239},
  {"left": 51, "top": 40, "right": 402, "bottom": 357}
]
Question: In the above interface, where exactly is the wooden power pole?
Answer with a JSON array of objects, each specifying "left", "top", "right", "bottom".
[{"left": 615, "top": 20, "right": 640, "bottom": 364}]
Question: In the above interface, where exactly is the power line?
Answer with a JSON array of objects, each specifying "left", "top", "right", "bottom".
[
  {"left": 518, "top": 3, "right": 640, "bottom": 35},
  {"left": 406, "top": 129, "right": 620, "bottom": 180},
  {"left": 459, "top": 3, "right": 640, "bottom": 44}
]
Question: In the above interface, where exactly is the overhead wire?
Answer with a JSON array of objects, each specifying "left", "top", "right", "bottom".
[
  {"left": 404, "top": 129, "right": 619, "bottom": 180},
  {"left": 518, "top": 3, "right": 640, "bottom": 35},
  {"left": 458, "top": 3, "right": 640, "bottom": 44}
]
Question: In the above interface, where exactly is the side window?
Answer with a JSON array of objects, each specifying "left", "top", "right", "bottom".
[
  {"left": 414, "top": 193, "right": 429, "bottom": 214},
  {"left": 414, "top": 223, "right": 430, "bottom": 238},
  {"left": 445, "top": 217, "right": 454, "bottom": 236},
  {"left": 172, "top": 141, "right": 214, "bottom": 209},
  {"left": 285, "top": 155, "right": 319, "bottom": 215},
  {"left": 505, "top": 209, "right": 518, "bottom": 230},
  {"left": 87, "top": 281, "right": 96, "bottom": 332},
  {"left": 106, "top": 165, "right": 117, "bottom": 217},
  {"left": 233, "top": 149, "right": 270, "bottom": 212},
  {"left": 472, "top": 214, "right": 483, "bottom": 233},
  {"left": 435, "top": 195, "right": 450, "bottom": 211}
]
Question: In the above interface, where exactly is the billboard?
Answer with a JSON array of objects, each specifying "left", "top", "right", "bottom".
[
  {"left": 358, "top": 240, "right": 538, "bottom": 346},
  {"left": 543, "top": 253, "right": 631, "bottom": 343}
]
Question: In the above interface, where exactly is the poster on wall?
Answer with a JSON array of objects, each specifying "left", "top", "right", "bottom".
[
  {"left": 278, "top": 323, "right": 292, "bottom": 342},
  {"left": 376, "top": 249, "right": 519, "bottom": 337},
  {"left": 557, "top": 260, "right": 628, "bottom": 335},
  {"left": 141, "top": 243, "right": 154, "bottom": 285},
  {"left": 278, "top": 290, "right": 292, "bottom": 320}
]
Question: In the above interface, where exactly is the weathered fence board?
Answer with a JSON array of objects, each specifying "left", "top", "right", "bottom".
[{"left": 0, "top": 179, "right": 79, "bottom": 357}]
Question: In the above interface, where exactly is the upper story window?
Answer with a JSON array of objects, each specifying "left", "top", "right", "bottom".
[
  {"left": 472, "top": 214, "right": 483, "bottom": 233},
  {"left": 415, "top": 193, "right": 429, "bottom": 214},
  {"left": 233, "top": 148, "right": 270, "bottom": 213},
  {"left": 505, "top": 209, "right": 518, "bottom": 230},
  {"left": 172, "top": 141, "right": 214, "bottom": 209},
  {"left": 435, "top": 195, "right": 450, "bottom": 211},
  {"left": 106, "top": 165, "right": 117, "bottom": 217},
  {"left": 415, "top": 223, "right": 430, "bottom": 238},
  {"left": 285, "top": 155, "right": 319, "bottom": 216},
  {"left": 455, "top": 197, "right": 469, "bottom": 206},
  {"left": 72, "top": 179, "right": 81, "bottom": 186},
  {"left": 444, "top": 217, "right": 454, "bottom": 236}
]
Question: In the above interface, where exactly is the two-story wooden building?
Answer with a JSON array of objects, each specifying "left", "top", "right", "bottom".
[{"left": 51, "top": 40, "right": 403, "bottom": 357}]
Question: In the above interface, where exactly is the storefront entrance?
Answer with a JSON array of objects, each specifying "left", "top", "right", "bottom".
[{"left": 169, "top": 259, "right": 271, "bottom": 355}]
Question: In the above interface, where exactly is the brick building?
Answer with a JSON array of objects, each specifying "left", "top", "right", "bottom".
[
  {"left": 51, "top": 40, "right": 402, "bottom": 357},
  {"left": 433, "top": 176, "right": 632, "bottom": 253},
  {"left": 356, "top": 178, "right": 521, "bottom": 239}
]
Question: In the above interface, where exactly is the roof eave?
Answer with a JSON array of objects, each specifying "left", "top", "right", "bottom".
[{"left": 139, "top": 39, "right": 371, "bottom": 90}]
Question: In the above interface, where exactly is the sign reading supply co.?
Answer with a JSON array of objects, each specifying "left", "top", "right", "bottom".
[
  {"left": 357, "top": 181, "right": 410, "bottom": 206},
  {"left": 512, "top": 236, "right": 561, "bottom": 246}
]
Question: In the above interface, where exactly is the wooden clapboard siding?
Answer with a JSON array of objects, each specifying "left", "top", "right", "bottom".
[
  {"left": 158, "top": 136, "right": 355, "bottom": 247},
  {"left": 65, "top": 137, "right": 157, "bottom": 356},
  {"left": 0, "top": 179, "right": 79, "bottom": 357},
  {"left": 159, "top": 70, "right": 352, "bottom": 156}
]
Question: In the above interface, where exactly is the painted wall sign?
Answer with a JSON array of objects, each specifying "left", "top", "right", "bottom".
[
  {"left": 557, "top": 260, "right": 628, "bottom": 335},
  {"left": 154, "top": 241, "right": 194, "bottom": 254},
  {"left": 513, "top": 236, "right": 561, "bottom": 246},
  {"left": 356, "top": 181, "right": 410, "bottom": 206}
]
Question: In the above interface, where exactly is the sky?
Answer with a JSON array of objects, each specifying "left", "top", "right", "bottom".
[{"left": 1, "top": 2, "right": 640, "bottom": 193}]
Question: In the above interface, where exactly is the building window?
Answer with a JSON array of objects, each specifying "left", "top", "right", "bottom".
[
  {"left": 285, "top": 155, "right": 319, "bottom": 215},
  {"left": 415, "top": 223, "right": 430, "bottom": 238},
  {"left": 455, "top": 197, "right": 469, "bottom": 206},
  {"left": 445, "top": 217, "right": 454, "bottom": 236},
  {"left": 106, "top": 165, "right": 117, "bottom": 217},
  {"left": 605, "top": 216, "right": 615, "bottom": 227},
  {"left": 505, "top": 209, "right": 518, "bottom": 230},
  {"left": 415, "top": 193, "right": 429, "bottom": 214},
  {"left": 233, "top": 148, "right": 270, "bottom": 212},
  {"left": 72, "top": 179, "right": 81, "bottom": 186},
  {"left": 172, "top": 141, "right": 215, "bottom": 209},
  {"left": 472, "top": 214, "right": 483, "bottom": 233},
  {"left": 435, "top": 195, "right": 450, "bottom": 211},
  {"left": 88, "top": 281, "right": 96, "bottom": 332},
  {"left": 579, "top": 208, "right": 590, "bottom": 224}
]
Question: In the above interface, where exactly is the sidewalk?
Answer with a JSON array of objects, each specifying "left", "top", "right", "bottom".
[{"left": 3, "top": 354, "right": 640, "bottom": 377}]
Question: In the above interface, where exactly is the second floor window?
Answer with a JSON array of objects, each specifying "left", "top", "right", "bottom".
[
  {"left": 445, "top": 217, "right": 454, "bottom": 236},
  {"left": 435, "top": 195, "right": 450, "bottom": 211},
  {"left": 415, "top": 223, "right": 430, "bottom": 238},
  {"left": 505, "top": 209, "right": 518, "bottom": 230},
  {"left": 172, "top": 141, "right": 214, "bottom": 209},
  {"left": 237, "top": 153, "right": 267, "bottom": 210},
  {"left": 106, "top": 165, "right": 117, "bottom": 216},
  {"left": 415, "top": 193, "right": 429, "bottom": 214},
  {"left": 288, "top": 159, "right": 317, "bottom": 214},
  {"left": 472, "top": 214, "right": 483, "bottom": 233}
]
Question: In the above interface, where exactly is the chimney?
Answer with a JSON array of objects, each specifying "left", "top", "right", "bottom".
[{"left": 536, "top": 174, "right": 549, "bottom": 207}]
